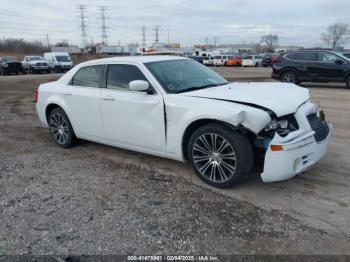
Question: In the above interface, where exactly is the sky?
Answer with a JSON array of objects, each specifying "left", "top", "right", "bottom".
[{"left": 1, "top": 0, "right": 350, "bottom": 48}]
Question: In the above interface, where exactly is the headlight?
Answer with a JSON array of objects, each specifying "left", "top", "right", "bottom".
[
  {"left": 265, "top": 119, "right": 289, "bottom": 131},
  {"left": 3, "top": 63, "right": 8, "bottom": 67}
]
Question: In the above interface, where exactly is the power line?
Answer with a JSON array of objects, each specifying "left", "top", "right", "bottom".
[
  {"left": 98, "top": 6, "right": 109, "bottom": 45},
  {"left": 77, "top": 5, "right": 88, "bottom": 48}
]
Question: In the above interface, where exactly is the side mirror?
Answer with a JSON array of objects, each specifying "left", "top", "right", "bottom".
[
  {"left": 129, "top": 80, "right": 150, "bottom": 92},
  {"left": 335, "top": 59, "right": 345, "bottom": 65}
]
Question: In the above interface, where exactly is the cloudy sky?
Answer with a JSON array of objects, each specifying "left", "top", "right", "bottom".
[{"left": 1, "top": 0, "right": 350, "bottom": 47}]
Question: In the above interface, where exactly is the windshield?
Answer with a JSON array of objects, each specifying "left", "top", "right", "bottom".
[
  {"left": 29, "top": 56, "right": 44, "bottom": 61},
  {"left": 55, "top": 56, "right": 71, "bottom": 62},
  {"left": 2, "top": 57, "right": 17, "bottom": 62},
  {"left": 145, "top": 59, "right": 228, "bottom": 94},
  {"left": 335, "top": 52, "right": 350, "bottom": 61},
  {"left": 244, "top": 56, "right": 253, "bottom": 59}
]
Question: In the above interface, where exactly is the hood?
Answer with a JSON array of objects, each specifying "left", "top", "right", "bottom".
[{"left": 180, "top": 82, "right": 310, "bottom": 117}]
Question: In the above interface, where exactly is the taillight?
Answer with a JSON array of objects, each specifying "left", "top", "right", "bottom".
[
  {"left": 35, "top": 90, "right": 39, "bottom": 103},
  {"left": 273, "top": 56, "right": 282, "bottom": 64}
]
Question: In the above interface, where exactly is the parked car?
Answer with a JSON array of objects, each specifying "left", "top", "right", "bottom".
[
  {"left": 36, "top": 56, "right": 331, "bottom": 188},
  {"left": 225, "top": 56, "right": 242, "bottom": 67},
  {"left": 188, "top": 56, "right": 203, "bottom": 64},
  {"left": 202, "top": 56, "right": 213, "bottom": 66},
  {"left": 242, "top": 55, "right": 263, "bottom": 67},
  {"left": 343, "top": 53, "right": 350, "bottom": 59},
  {"left": 0, "top": 56, "right": 25, "bottom": 75},
  {"left": 212, "top": 55, "right": 229, "bottom": 66},
  {"left": 23, "top": 56, "right": 50, "bottom": 74},
  {"left": 272, "top": 50, "right": 350, "bottom": 88},
  {"left": 44, "top": 52, "right": 74, "bottom": 72},
  {"left": 262, "top": 54, "right": 273, "bottom": 67}
]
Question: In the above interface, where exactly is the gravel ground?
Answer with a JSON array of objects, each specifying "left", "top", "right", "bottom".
[{"left": 0, "top": 72, "right": 349, "bottom": 256}]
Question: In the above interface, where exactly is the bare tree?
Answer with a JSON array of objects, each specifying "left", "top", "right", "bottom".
[
  {"left": 321, "top": 22, "right": 350, "bottom": 48},
  {"left": 260, "top": 34, "right": 279, "bottom": 52}
]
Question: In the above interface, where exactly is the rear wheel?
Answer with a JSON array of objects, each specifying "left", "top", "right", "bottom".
[
  {"left": 188, "top": 124, "right": 253, "bottom": 188},
  {"left": 281, "top": 71, "right": 298, "bottom": 84},
  {"left": 48, "top": 108, "right": 76, "bottom": 148}
]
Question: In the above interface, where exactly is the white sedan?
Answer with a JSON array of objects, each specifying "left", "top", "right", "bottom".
[{"left": 36, "top": 56, "right": 331, "bottom": 188}]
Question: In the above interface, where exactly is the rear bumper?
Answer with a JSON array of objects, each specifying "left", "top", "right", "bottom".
[{"left": 261, "top": 127, "right": 331, "bottom": 182}]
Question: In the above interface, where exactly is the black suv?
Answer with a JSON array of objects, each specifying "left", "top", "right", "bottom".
[{"left": 272, "top": 50, "right": 350, "bottom": 88}]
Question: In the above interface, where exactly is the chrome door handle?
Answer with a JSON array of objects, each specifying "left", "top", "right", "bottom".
[
  {"left": 64, "top": 91, "right": 72, "bottom": 96},
  {"left": 102, "top": 96, "right": 115, "bottom": 101}
]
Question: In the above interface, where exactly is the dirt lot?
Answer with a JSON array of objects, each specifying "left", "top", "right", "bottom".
[{"left": 0, "top": 68, "right": 349, "bottom": 256}]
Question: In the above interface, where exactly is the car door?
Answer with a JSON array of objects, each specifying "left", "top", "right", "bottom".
[
  {"left": 63, "top": 65, "right": 105, "bottom": 139},
  {"left": 100, "top": 63, "right": 166, "bottom": 155},
  {"left": 315, "top": 52, "right": 347, "bottom": 81}
]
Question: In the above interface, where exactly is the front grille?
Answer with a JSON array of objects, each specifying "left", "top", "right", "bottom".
[
  {"left": 36, "top": 62, "right": 47, "bottom": 66},
  {"left": 307, "top": 113, "right": 329, "bottom": 142}
]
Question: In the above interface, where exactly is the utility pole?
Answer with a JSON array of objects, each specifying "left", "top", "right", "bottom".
[
  {"left": 154, "top": 25, "right": 160, "bottom": 44},
  {"left": 167, "top": 28, "right": 170, "bottom": 45},
  {"left": 214, "top": 36, "right": 218, "bottom": 47},
  {"left": 141, "top": 26, "right": 146, "bottom": 48},
  {"left": 77, "top": 5, "right": 88, "bottom": 48},
  {"left": 98, "top": 6, "right": 108, "bottom": 45},
  {"left": 46, "top": 33, "right": 50, "bottom": 48}
]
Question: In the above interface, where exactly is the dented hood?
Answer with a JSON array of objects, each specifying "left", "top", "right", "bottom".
[{"left": 180, "top": 82, "right": 310, "bottom": 117}]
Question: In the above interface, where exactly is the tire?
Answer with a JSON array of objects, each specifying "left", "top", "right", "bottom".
[
  {"left": 346, "top": 75, "right": 350, "bottom": 89},
  {"left": 280, "top": 71, "right": 298, "bottom": 84},
  {"left": 48, "top": 107, "right": 76, "bottom": 148},
  {"left": 187, "top": 123, "right": 254, "bottom": 188}
]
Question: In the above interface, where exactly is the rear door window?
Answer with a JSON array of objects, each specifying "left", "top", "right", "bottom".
[
  {"left": 71, "top": 65, "right": 104, "bottom": 88},
  {"left": 318, "top": 52, "right": 341, "bottom": 63}
]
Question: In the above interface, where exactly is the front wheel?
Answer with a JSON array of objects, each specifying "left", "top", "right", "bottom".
[
  {"left": 188, "top": 124, "right": 253, "bottom": 188},
  {"left": 48, "top": 108, "right": 76, "bottom": 148},
  {"left": 346, "top": 75, "right": 350, "bottom": 89}
]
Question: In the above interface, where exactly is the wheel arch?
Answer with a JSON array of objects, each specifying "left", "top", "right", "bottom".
[
  {"left": 181, "top": 118, "right": 256, "bottom": 161},
  {"left": 45, "top": 103, "right": 63, "bottom": 122}
]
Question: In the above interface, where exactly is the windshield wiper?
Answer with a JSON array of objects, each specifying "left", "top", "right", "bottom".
[{"left": 179, "top": 83, "right": 227, "bottom": 93}]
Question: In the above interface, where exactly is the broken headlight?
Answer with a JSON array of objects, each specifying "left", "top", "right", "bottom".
[
  {"left": 264, "top": 115, "right": 299, "bottom": 137},
  {"left": 265, "top": 119, "right": 289, "bottom": 131}
]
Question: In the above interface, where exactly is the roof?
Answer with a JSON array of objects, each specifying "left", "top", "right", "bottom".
[{"left": 82, "top": 55, "right": 187, "bottom": 66}]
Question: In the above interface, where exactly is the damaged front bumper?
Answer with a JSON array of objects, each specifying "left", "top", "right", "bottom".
[
  {"left": 261, "top": 101, "right": 332, "bottom": 183},
  {"left": 261, "top": 124, "right": 332, "bottom": 183}
]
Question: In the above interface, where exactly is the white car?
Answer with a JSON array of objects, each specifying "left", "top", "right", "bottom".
[
  {"left": 242, "top": 55, "right": 263, "bottom": 67},
  {"left": 36, "top": 56, "right": 331, "bottom": 188},
  {"left": 23, "top": 56, "right": 49, "bottom": 74}
]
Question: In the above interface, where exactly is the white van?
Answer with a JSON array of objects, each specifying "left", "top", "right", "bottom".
[
  {"left": 242, "top": 55, "right": 263, "bottom": 67},
  {"left": 212, "top": 55, "right": 229, "bottom": 66},
  {"left": 44, "top": 52, "right": 74, "bottom": 72}
]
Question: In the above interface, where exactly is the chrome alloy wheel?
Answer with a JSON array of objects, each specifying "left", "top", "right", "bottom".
[
  {"left": 192, "top": 133, "right": 237, "bottom": 183},
  {"left": 49, "top": 112, "right": 69, "bottom": 145}
]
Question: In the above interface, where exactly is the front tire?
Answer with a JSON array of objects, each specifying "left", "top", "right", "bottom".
[
  {"left": 346, "top": 75, "right": 350, "bottom": 89},
  {"left": 48, "top": 108, "right": 76, "bottom": 148},
  {"left": 188, "top": 124, "right": 253, "bottom": 188}
]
